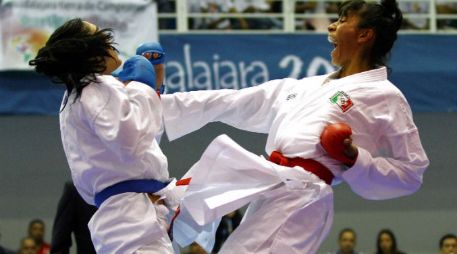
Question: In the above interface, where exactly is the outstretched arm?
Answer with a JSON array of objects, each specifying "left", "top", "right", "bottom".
[{"left": 162, "top": 78, "right": 290, "bottom": 141}]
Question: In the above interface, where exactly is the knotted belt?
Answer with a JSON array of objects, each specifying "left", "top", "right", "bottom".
[
  {"left": 94, "top": 179, "right": 169, "bottom": 208},
  {"left": 268, "top": 151, "right": 334, "bottom": 185}
]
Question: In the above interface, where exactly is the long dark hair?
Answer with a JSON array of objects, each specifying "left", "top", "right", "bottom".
[
  {"left": 376, "top": 229, "right": 402, "bottom": 254},
  {"left": 338, "top": 0, "right": 403, "bottom": 67},
  {"left": 29, "top": 18, "right": 117, "bottom": 101}
]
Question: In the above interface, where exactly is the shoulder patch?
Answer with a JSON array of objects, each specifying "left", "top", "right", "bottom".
[{"left": 330, "top": 91, "right": 353, "bottom": 113}]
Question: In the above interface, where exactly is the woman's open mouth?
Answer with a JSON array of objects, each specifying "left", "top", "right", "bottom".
[{"left": 328, "top": 36, "right": 337, "bottom": 48}]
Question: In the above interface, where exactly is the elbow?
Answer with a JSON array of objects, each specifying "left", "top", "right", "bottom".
[
  {"left": 400, "top": 176, "right": 423, "bottom": 197},
  {"left": 400, "top": 159, "right": 428, "bottom": 197},
  {"left": 390, "top": 166, "right": 426, "bottom": 199},
  {"left": 352, "top": 175, "right": 424, "bottom": 201}
]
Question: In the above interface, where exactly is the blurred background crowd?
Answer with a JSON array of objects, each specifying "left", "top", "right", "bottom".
[{"left": 155, "top": 0, "right": 457, "bottom": 31}]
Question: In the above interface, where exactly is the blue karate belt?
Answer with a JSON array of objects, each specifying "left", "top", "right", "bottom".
[{"left": 94, "top": 179, "right": 169, "bottom": 208}]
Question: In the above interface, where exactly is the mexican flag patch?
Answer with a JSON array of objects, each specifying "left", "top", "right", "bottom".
[{"left": 330, "top": 91, "right": 354, "bottom": 113}]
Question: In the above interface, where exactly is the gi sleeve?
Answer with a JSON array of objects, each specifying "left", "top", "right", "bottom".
[
  {"left": 82, "top": 80, "right": 162, "bottom": 162},
  {"left": 162, "top": 79, "right": 287, "bottom": 141},
  {"left": 342, "top": 91, "right": 429, "bottom": 200}
]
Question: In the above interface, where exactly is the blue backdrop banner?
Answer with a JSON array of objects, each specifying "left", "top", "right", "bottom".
[{"left": 0, "top": 34, "right": 456, "bottom": 115}]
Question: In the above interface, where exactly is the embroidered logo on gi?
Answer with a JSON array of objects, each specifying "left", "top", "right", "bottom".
[
  {"left": 330, "top": 91, "right": 353, "bottom": 112},
  {"left": 286, "top": 93, "right": 297, "bottom": 100}
]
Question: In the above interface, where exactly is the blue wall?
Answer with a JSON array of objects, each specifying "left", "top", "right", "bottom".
[{"left": 1, "top": 34, "right": 456, "bottom": 114}]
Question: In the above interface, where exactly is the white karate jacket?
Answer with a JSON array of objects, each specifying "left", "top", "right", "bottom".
[{"left": 60, "top": 75, "right": 173, "bottom": 254}]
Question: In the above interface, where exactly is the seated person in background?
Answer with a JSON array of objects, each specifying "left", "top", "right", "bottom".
[
  {"left": 436, "top": 0, "right": 457, "bottom": 29},
  {"left": 0, "top": 242, "right": 14, "bottom": 254},
  {"left": 18, "top": 237, "right": 38, "bottom": 254},
  {"left": 184, "top": 242, "right": 207, "bottom": 254},
  {"left": 157, "top": 0, "right": 176, "bottom": 30},
  {"left": 329, "top": 228, "right": 363, "bottom": 254},
  {"left": 295, "top": 0, "right": 329, "bottom": 31},
  {"left": 398, "top": 2, "right": 429, "bottom": 30},
  {"left": 51, "top": 181, "right": 97, "bottom": 254},
  {"left": 212, "top": 210, "right": 243, "bottom": 253},
  {"left": 0, "top": 231, "right": 15, "bottom": 254},
  {"left": 189, "top": 0, "right": 280, "bottom": 30},
  {"left": 28, "top": 219, "right": 50, "bottom": 254},
  {"left": 0, "top": 246, "right": 14, "bottom": 254},
  {"left": 190, "top": 0, "right": 232, "bottom": 30},
  {"left": 376, "top": 229, "right": 406, "bottom": 254},
  {"left": 439, "top": 234, "right": 457, "bottom": 254},
  {"left": 295, "top": 0, "right": 341, "bottom": 31},
  {"left": 231, "top": 0, "right": 278, "bottom": 29}
]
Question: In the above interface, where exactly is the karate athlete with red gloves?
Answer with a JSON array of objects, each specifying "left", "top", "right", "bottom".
[{"left": 163, "top": 1, "right": 429, "bottom": 253}]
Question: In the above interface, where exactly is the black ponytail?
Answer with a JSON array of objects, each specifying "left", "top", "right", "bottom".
[
  {"left": 29, "top": 18, "right": 118, "bottom": 103},
  {"left": 338, "top": 0, "right": 403, "bottom": 68},
  {"left": 381, "top": 0, "right": 403, "bottom": 30}
]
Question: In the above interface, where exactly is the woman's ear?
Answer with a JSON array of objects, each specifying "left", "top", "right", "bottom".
[{"left": 358, "top": 28, "right": 375, "bottom": 44}]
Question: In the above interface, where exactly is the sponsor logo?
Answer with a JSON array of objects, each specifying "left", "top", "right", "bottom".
[{"left": 286, "top": 93, "right": 297, "bottom": 100}]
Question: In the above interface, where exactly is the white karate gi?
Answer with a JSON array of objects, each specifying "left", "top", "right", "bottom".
[
  {"left": 59, "top": 75, "right": 175, "bottom": 254},
  {"left": 163, "top": 67, "right": 429, "bottom": 253}
]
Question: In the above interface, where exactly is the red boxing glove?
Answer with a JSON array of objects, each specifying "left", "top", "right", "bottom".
[{"left": 320, "top": 122, "right": 357, "bottom": 166}]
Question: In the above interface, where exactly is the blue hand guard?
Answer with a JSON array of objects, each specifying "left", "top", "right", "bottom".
[
  {"left": 118, "top": 55, "right": 156, "bottom": 89},
  {"left": 136, "top": 42, "right": 166, "bottom": 65}
]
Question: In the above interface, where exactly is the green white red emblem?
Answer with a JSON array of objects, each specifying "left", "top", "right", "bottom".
[{"left": 330, "top": 91, "right": 353, "bottom": 112}]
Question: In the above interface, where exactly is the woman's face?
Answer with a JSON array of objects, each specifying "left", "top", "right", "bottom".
[
  {"left": 327, "top": 12, "right": 365, "bottom": 67},
  {"left": 379, "top": 233, "right": 394, "bottom": 253},
  {"left": 83, "top": 21, "right": 122, "bottom": 74}
]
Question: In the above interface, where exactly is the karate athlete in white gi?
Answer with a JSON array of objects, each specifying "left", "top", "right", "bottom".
[
  {"left": 165, "top": 0, "right": 429, "bottom": 253},
  {"left": 29, "top": 19, "right": 178, "bottom": 254}
]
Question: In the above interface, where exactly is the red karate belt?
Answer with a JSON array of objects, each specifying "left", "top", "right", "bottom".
[{"left": 268, "top": 151, "right": 334, "bottom": 185}]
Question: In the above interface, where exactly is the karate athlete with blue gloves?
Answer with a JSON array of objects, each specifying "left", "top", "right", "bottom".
[{"left": 30, "top": 18, "right": 177, "bottom": 254}]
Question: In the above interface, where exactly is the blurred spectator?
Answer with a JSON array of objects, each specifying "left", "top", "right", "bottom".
[
  {"left": 188, "top": 0, "right": 205, "bottom": 29},
  {"left": 232, "top": 0, "right": 270, "bottom": 13},
  {"left": 269, "top": 0, "right": 282, "bottom": 13},
  {"left": 328, "top": 228, "right": 363, "bottom": 254},
  {"left": 212, "top": 210, "right": 243, "bottom": 253},
  {"left": 18, "top": 237, "right": 37, "bottom": 254},
  {"left": 231, "top": 0, "right": 280, "bottom": 29},
  {"left": 51, "top": 182, "right": 97, "bottom": 254},
  {"left": 439, "top": 234, "right": 457, "bottom": 254},
  {"left": 184, "top": 242, "right": 207, "bottom": 254},
  {"left": 203, "top": 0, "right": 233, "bottom": 29},
  {"left": 28, "top": 219, "right": 50, "bottom": 254},
  {"left": 295, "top": 1, "right": 340, "bottom": 31},
  {"left": 188, "top": 0, "right": 281, "bottom": 30},
  {"left": 188, "top": 0, "right": 232, "bottom": 30},
  {"left": 0, "top": 245, "right": 14, "bottom": 254},
  {"left": 436, "top": 0, "right": 457, "bottom": 29},
  {"left": 156, "top": 0, "right": 176, "bottom": 29},
  {"left": 0, "top": 232, "right": 15, "bottom": 254},
  {"left": 295, "top": 1, "right": 318, "bottom": 30},
  {"left": 376, "top": 229, "right": 406, "bottom": 254},
  {"left": 399, "top": 2, "right": 429, "bottom": 30}
]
